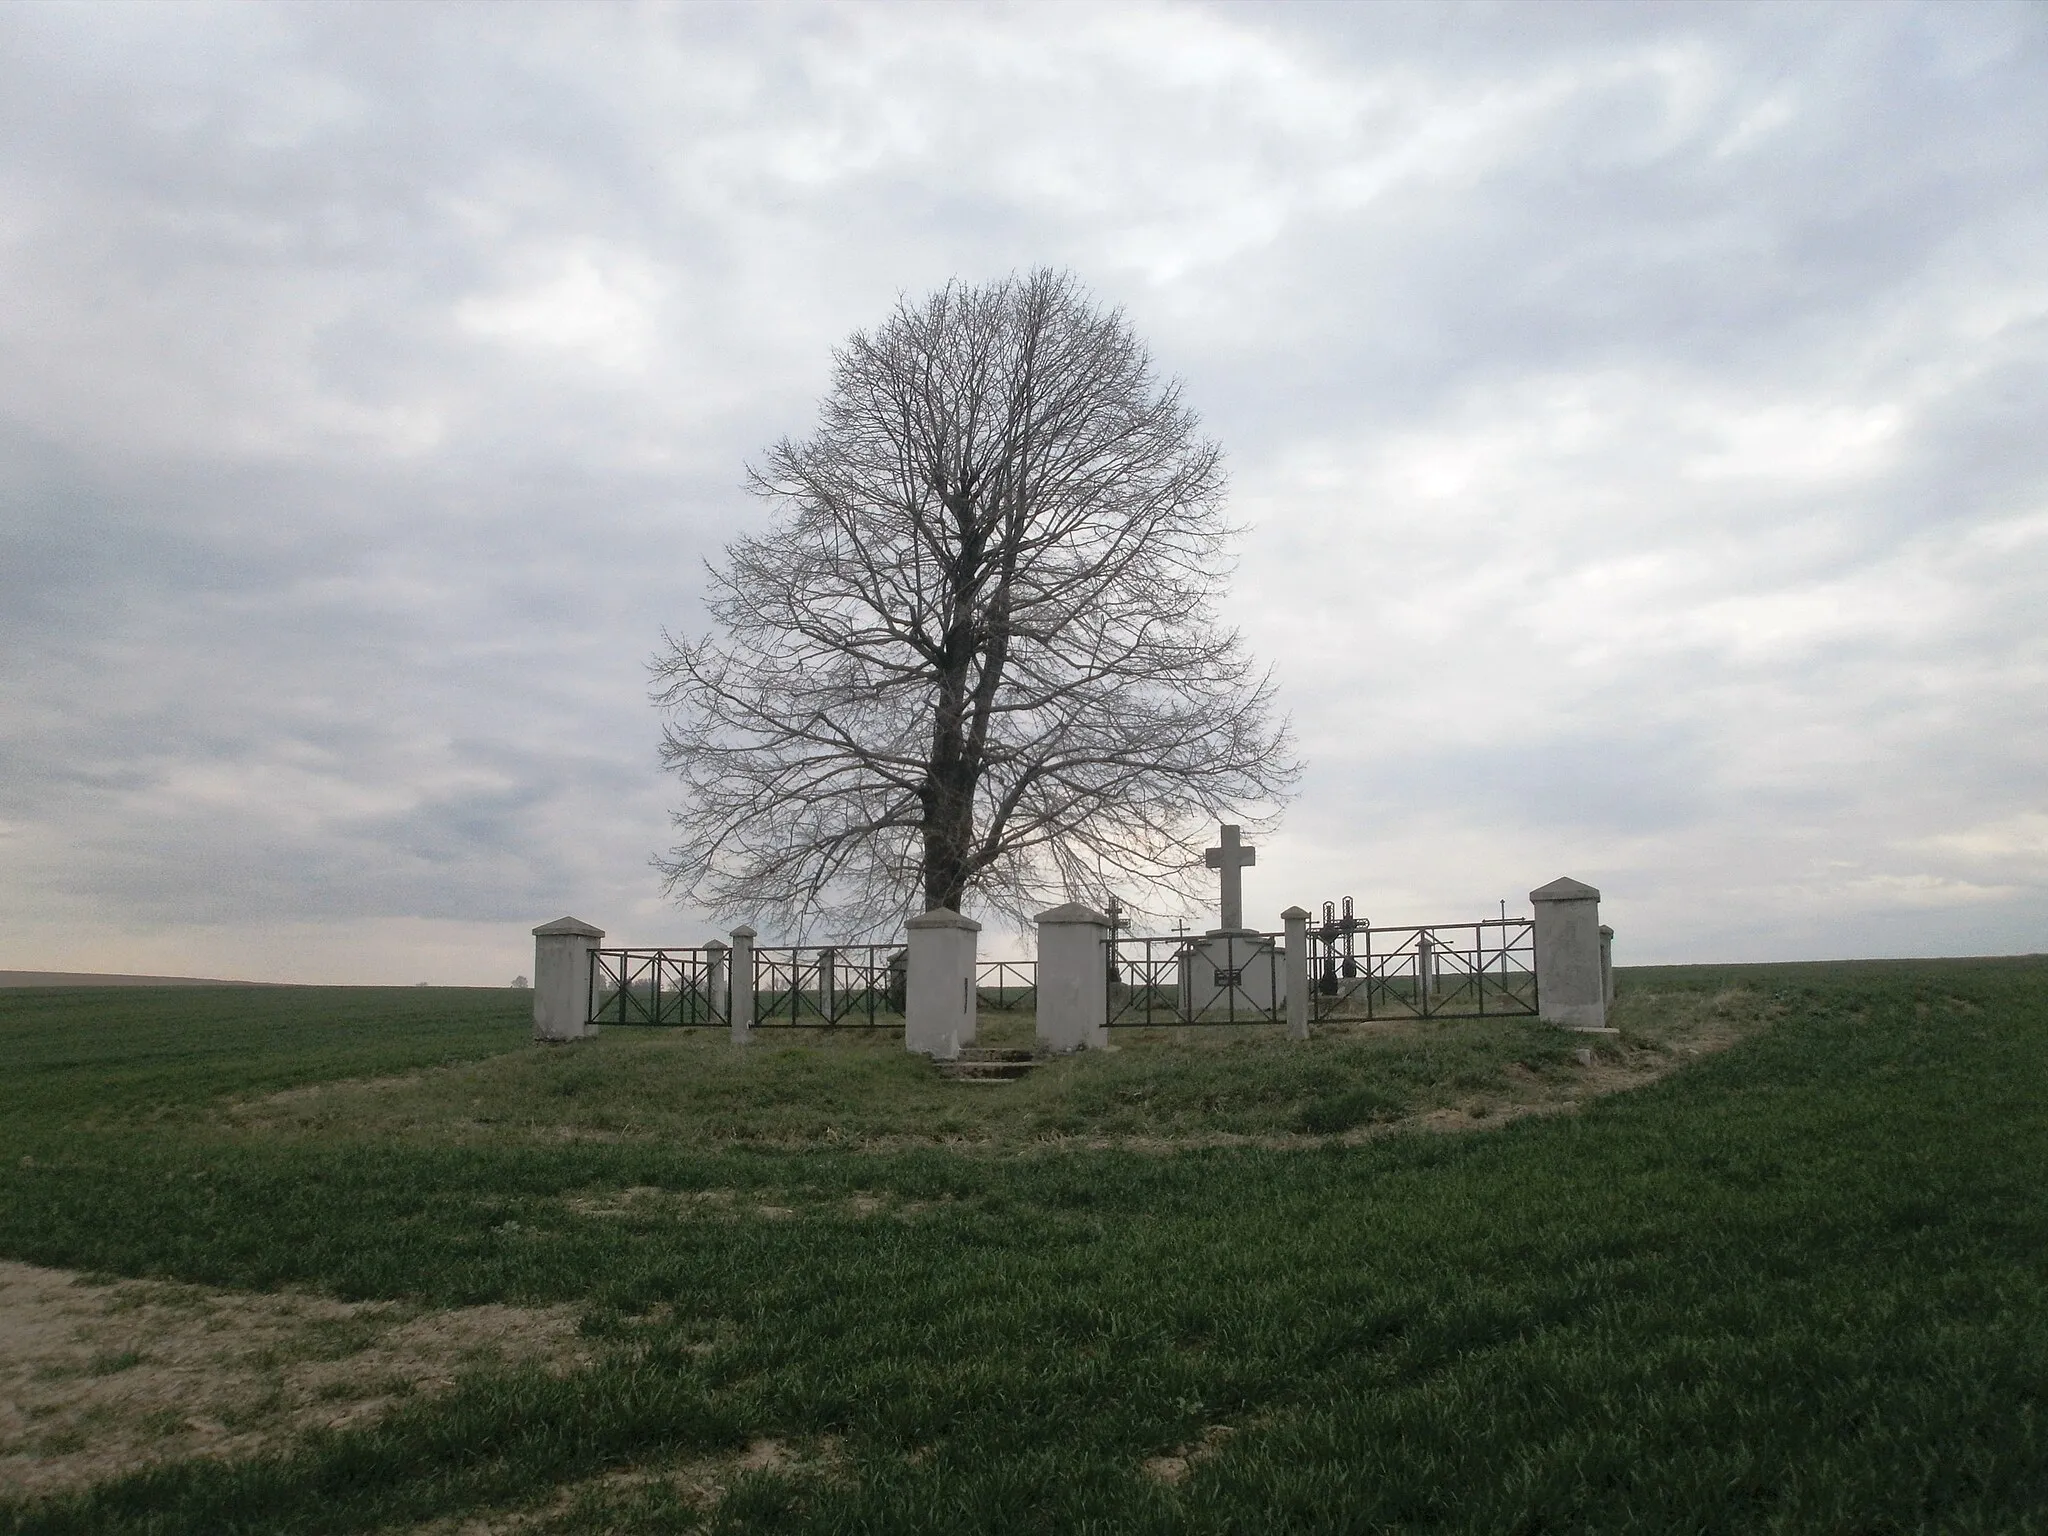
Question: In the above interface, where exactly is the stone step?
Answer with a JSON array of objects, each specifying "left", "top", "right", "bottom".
[{"left": 937, "top": 1048, "right": 1042, "bottom": 1083}]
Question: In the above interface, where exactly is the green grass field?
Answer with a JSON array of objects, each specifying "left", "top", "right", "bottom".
[{"left": 2, "top": 959, "right": 2045, "bottom": 1533}]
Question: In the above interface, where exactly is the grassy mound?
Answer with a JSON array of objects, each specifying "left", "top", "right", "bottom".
[{"left": 1, "top": 958, "right": 2044, "bottom": 1532}]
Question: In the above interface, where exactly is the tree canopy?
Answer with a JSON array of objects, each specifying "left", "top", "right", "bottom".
[{"left": 653, "top": 268, "right": 1296, "bottom": 936}]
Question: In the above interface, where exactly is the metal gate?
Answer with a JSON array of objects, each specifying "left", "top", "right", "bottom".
[
  {"left": 588, "top": 947, "right": 728, "bottom": 1028},
  {"left": 1308, "top": 914, "right": 1535, "bottom": 1021},
  {"left": 1106, "top": 931, "right": 1289, "bottom": 1027},
  {"left": 750, "top": 945, "right": 903, "bottom": 1028},
  {"left": 976, "top": 959, "right": 1037, "bottom": 1015}
]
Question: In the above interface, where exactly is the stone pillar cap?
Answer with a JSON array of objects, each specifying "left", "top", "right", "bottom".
[
  {"left": 1035, "top": 902, "right": 1110, "bottom": 926},
  {"left": 1599, "top": 924, "right": 1614, "bottom": 936},
  {"left": 1280, "top": 905, "right": 1311, "bottom": 921},
  {"left": 907, "top": 907, "right": 982, "bottom": 932},
  {"left": 730, "top": 925, "right": 757, "bottom": 939},
  {"left": 704, "top": 938, "right": 729, "bottom": 951},
  {"left": 1529, "top": 876, "right": 1601, "bottom": 903},
  {"left": 533, "top": 916, "right": 604, "bottom": 938}
]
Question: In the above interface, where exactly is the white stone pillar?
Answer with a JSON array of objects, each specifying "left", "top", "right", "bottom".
[
  {"left": 1599, "top": 925, "right": 1615, "bottom": 1010},
  {"left": 1417, "top": 930, "right": 1436, "bottom": 1004},
  {"left": 1530, "top": 877, "right": 1609, "bottom": 1031},
  {"left": 729, "top": 925, "right": 757, "bottom": 1045},
  {"left": 532, "top": 917, "right": 604, "bottom": 1043},
  {"left": 1035, "top": 903, "right": 1110, "bottom": 1053},
  {"left": 905, "top": 908, "right": 979, "bottom": 1059},
  {"left": 818, "top": 946, "right": 837, "bottom": 1024},
  {"left": 1281, "top": 905, "right": 1310, "bottom": 1042}
]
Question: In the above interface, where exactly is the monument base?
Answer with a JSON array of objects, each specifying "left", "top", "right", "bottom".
[{"left": 1177, "top": 930, "right": 1283, "bottom": 1018}]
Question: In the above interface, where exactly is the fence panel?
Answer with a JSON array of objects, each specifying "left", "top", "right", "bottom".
[
  {"left": 750, "top": 945, "right": 903, "bottom": 1028},
  {"left": 1308, "top": 918, "right": 1535, "bottom": 1021},
  {"left": 1106, "top": 932, "right": 1288, "bottom": 1028},
  {"left": 976, "top": 959, "right": 1036, "bottom": 1014},
  {"left": 588, "top": 948, "right": 727, "bottom": 1028}
]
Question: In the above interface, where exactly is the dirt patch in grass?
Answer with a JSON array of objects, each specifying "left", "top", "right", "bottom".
[
  {"left": 1142, "top": 1423, "right": 1235, "bottom": 1487},
  {"left": 0, "top": 1261, "right": 588, "bottom": 1499},
  {"left": 395, "top": 1436, "right": 846, "bottom": 1534}
]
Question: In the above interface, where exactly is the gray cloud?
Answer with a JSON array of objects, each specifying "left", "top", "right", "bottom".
[{"left": 1, "top": 0, "right": 2043, "bottom": 979}]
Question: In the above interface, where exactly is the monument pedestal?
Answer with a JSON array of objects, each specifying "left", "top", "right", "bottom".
[{"left": 1177, "top": 929, "right": 1282, "bottom": 1019}]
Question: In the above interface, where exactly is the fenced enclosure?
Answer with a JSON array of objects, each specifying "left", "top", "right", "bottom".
[
  {"left": 1107, "top": 932, "right": 1289, "bottom": 1027},
  {"left": 586, "top": 916, "right": 1533, "bottom": 1036},
  {"left": 1307, "top": 917, "right": 1535, "bottom": 1021}
]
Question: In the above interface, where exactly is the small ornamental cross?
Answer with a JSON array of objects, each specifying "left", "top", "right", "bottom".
[{"left": 1204, "top": 822, "right": 1256, "bottom": 932}]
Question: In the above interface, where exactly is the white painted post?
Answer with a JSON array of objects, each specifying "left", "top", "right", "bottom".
[
  {"left": 703, "top": 939, "right": 729, "bottom": 1027},
  {"left": 1281, "top": 905, "right": 1310, "bottom": 1041},
  {"left": 532, "top": 917, "right": 604, "bottom": 1043},
  {"left": 1417, "top": 930, "right": 1436, "bottom": 1004},
  {"left": 1035, "top": 903, "right": 1110, "bottom": 1053},
  {"left": 818, "top": 946, "right": 837, "bottom": 1024},
  {"left": 1530, "top": 877, "right": 1609, "bottom": 1032},
  {"left": 729, "top": 925, "right": 756, "bottom": 1045},
  {"left": 1599, "top": 925, "right": 1615, "bottom": 1010},
  {"left": 905, "top": 908, "right": 979, "bottom": 1060}
]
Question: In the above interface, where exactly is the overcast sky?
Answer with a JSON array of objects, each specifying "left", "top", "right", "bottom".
[{"left": 2, "top": 1, "right": 2044, "bottom": 984}]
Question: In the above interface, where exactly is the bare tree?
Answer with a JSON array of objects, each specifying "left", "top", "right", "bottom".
[{"left": 653, "top": 268, "right": 1297, "bottom": 936}]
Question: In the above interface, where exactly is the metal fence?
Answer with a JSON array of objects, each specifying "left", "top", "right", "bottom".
[
  {"left": 1106, "top": 931, "right": 1289, "bottom": 1028},
  {"left": 588, "top": 943, "right": 907, "bottom": 1029},
  {"left": 588, "top": 947, "right": 728, "bottom": 1028},
  {"left": 976, "top": 958, "right": 1036, "bottom": 1014},
  {"left": 1307, "top": 917, "right": 1535, "bottom": 1021},
  {"left": 1103, "top": 917, "right": 1537, "bottom": 1029},
  {"left": 751, "top": 944, "right": 903, "bottom": 1028},
  {"left": 589, "top": 915, "right": 1535, "bottom": 1035}
]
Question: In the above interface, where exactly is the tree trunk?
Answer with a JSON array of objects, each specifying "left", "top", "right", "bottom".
[
  {"left": 921, "top": 763, "right": 975, "bottom": 912},
  {"left": 922, "top": 630, "right": 980, "bottom": 912}
]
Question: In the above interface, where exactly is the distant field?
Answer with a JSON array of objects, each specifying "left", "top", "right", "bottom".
[
  {"left": 2, "top": 960, "right": 2045, "bottom": 1533},
  {"left": 0, "top": 973, "right": 263, "bottom": 989}
]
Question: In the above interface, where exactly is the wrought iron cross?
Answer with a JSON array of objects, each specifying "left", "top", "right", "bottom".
[{"left": 1203, "top": 822, "right": 1256, "bottom": 932}]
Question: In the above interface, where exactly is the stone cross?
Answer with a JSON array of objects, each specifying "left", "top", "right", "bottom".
[{"left": 1204, "top": 822, "right": 1256, "bottom": 932}]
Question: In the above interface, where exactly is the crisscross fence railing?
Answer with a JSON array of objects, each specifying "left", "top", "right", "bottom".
[
  {"left": 588, "top": 943, "right": 908, "bottom": 1029},
  {"left": 975, "top": 959, "right": 1036, "bottom": 1013},
  {"left": 749, "top": 944, "right": 903, "bottom": 1028},
  {"left": 1106, "top": 932, "right": 1288, "bottom": 1028},
  {"left": 1308, "top": 918, "right": 1534, "bottom": 1021},
  {"left": 588, "top": 947, "right": 728, "bottom": 1028}
]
